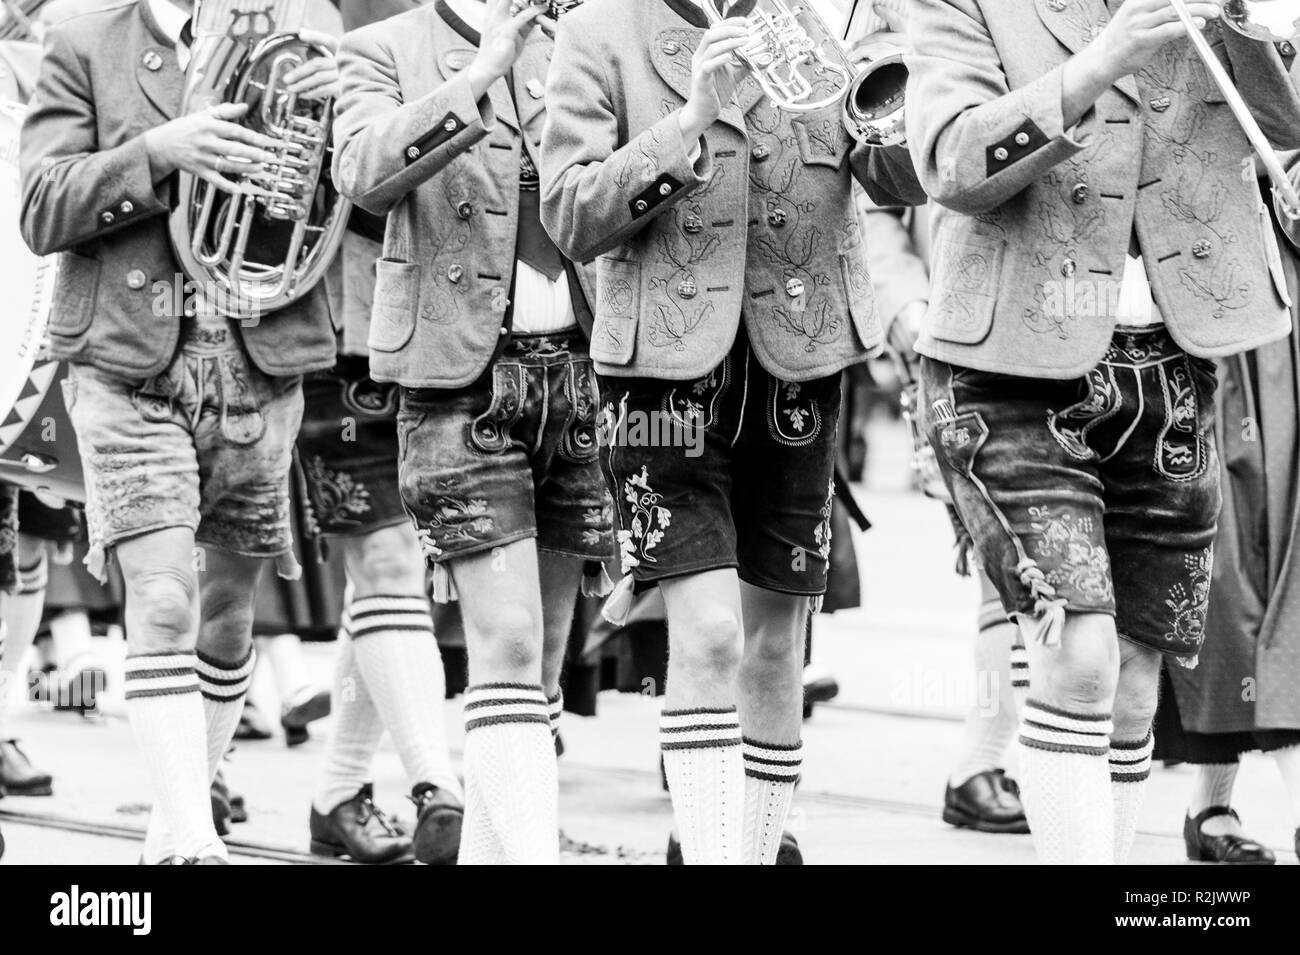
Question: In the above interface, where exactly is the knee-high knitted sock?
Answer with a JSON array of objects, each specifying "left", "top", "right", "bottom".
[
  {"left": 196, "top": 647, "right": 256, "bottom": 781},
  {"left": 314, "top": 624, "right": 383, "bottom": 814},
  {"left": 0, "top": 555, "right": 47, "bottom": 736},
  {"left": 125, "top": 652, "right": 224, "bottom": 863},
  {"left": 950, "top": 603, "right": 1019, "bottom": 786},
  {"left": 1008, "top": 635, "right": 1030, "bottom": 717},
  {"left": 547, "top": 690, "right": 563, "bottom": 741},
  {"left": 660, "top": 707, "right": 744, "bottom": 865},
  {"left": 1109, "top": 731, "right": 1154, "bottom": 864},
  {"left": 347, "top": 595, "right": 461, "bottom": 800},
  {"left": 458, "top": 684, "right": 557, "bottom": 865},
  {"left": 742, "top": 737, "right": 801, "bottom": 865},
  {"left": 1017, "top": 700, "right": 1114, "bottom": 865}
]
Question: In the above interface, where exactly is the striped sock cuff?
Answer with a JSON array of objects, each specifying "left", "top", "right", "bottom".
[
  {"left": 547, "top": 691, "right": 563, "bottom": 735},
  {"left": 124, "top": 651, "right": 200, "bottom": 701},
  {"left": 1109, "top": 732, "right": 1155, "bottom": 783},
  {"left": 17, "top": 555, "right": 48, "bottom": 595},
  {"left": 1019, "top": 699, "right": 1113, "bottom": 756},
  {"left": 1009, "top": 643, "right": 1030, "bottom": 691},
  {"left": 348, "top": 595, "right": 435, "bottom": 639},
  {"left": 742, "top": 737, "right": 803, "bottom": 783},
  {"left": 463, "top": 682, "right": 549, "bottom": 732},
  {"left": 659, "top": 707, "right": 742, "bottom": 752},
  {"left": 195, "top": 647, "right": 256, "bottom": 703}
]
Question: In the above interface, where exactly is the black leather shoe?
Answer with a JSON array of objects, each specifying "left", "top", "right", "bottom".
[
  {"left": 282, "top": 687, "right": 331, "bottom": 747},
  {"left": 1184, "top": 807, "right": 1275, "bottom": 864},
  {"left": 229, "top": 792, "right": 248, "bottom": 825},
  {"left": 943, "top": 769, "right": 1029, "bottom": 834},
  {"left": 309, "top": 784, "right": 413, "bottom": 864},
  {"left": 667, "top": 830, "right": 802, "bottom": 864},
  {"left": 409, "top": 783, "right": 463, "bottom": 865},
  {"left": 234, "top": 701, "right": 273, "bottom": 741},
  {"left": 0, "top": 739, "right": 53, "bottom": 796}
]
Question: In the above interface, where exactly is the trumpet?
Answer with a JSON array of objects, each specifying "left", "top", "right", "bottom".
[
  {"left": 168, "top": 0, "right": 350, "bottom": 320},
  {"left": 1168, "top": 0, "right": 1300, "bottom": 220},
  {"left": 701, "top": 0, "right": 908, "bottom": 147}
]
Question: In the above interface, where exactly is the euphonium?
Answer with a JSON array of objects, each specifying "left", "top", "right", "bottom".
[
  {"left": 701, "top": 0, "right": 907, "bottom": 147},
  {"left": 169, "top": 0, "right": 350, "bottom": 320}
]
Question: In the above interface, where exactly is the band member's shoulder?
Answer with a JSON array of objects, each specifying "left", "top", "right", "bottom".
[
  {"left": 39, "top": 0, "right": 139, "bottom": 56},
  {"left": 339, "top": 1, "right": 442, "bottom": 58}
]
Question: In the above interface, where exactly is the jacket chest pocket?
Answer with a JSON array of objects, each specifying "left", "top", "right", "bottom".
[
  {"left": 48, "top": 252, "right": 99, "bottom": 338},
  {"left": 368, "top": 259, "right": 419, "bottom": 352},
  {"left": 592, "top": 257, "right": 640, "bottom": 366},
  {"left": 927, "top": 234, "right": 1004, "bottom": 345}
]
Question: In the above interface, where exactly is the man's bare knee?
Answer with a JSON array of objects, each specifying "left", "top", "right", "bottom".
[
  {"left": 475, "top": 604, "right": 543, "bottom": 674},
  {"left": 130, "top": 568, "right": 197, "bottom": 644},
  {"left": 672, "top": 607, "right": 743, "bottom": 679}
]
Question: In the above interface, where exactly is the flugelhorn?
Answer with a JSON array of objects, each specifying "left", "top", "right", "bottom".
[
  {"left": 169, "top": 0, "right": 350, "bottom": 320},
  {"left": 701, "top": 0, "right": 908, "bottom": 147},
  {"left": 1168, "top": 0, "right": 1300, "bottom": 220}
]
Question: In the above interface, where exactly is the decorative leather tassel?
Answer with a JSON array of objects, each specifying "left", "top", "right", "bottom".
[
  {"left": 431, "top": 564, "right": 459, "bottom": 604},
  {"left": 600, "top": 574, "right": 636, "bottom": 626},
  {"left": 581, "top": 560, "right": 614, "bottom": 598},
  {"left": 1017, "top": 558, "right": 1066, "bottom": 647}
]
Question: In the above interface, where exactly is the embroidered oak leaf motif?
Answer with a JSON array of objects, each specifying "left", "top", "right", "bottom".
[
  {"left": 617, "top": 465, "right": 671, "bottom": 573},
  {"left": 305, "top": 456, "right": 372, "bottom": 527},
  {"left": 614, "top": 125, "right": 663, "bottom": 189},
  {"left": 1163, "top": 548, "right": 1213, "bottom": 648},
  {"left": 775, "top": 298, "right": 841, "bottom": 351},
  {"left": 414, "top": 480, "right": 494, "bottom": 556},
  {"left": 812, "top": 478, "right": 834, "bottom": 561},
  {"left": 1028, "top": 505, "right": 1114, "bottom": 603}
]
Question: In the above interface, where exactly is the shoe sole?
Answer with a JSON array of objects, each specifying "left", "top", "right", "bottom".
[
  {"left": 942, "top": 805, "right": 1030, "bottom": 835},
  {"left": 309, "top": 838, "right": 414, "bottom": 865},
  {"left": 413, "top": 808, "right": 463, "bottom": 865},
  {"left": 2, "top": 782, "right": 54, "bottom": 797}
]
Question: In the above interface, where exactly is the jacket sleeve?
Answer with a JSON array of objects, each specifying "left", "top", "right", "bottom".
[
  {"left": 905, "top": 0, "right": 1088, "bottom": 216},
  {"left": 1219, "top": 30, "right": 1300, "bottom": 150},
  {"left": 331, "top": 28, "right": 496, "bottom": 216},
  {"left": 19, "top": 25, "right": 170, "bottom": 257},
  {"left": 860, "top": 200, "right": 930, "bottom": 324},
  {"left": 540, "top": 19, "right": 712, "bottom": 264}
]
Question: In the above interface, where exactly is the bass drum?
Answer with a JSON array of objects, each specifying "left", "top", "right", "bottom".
[{"left": 0, "top": 98, "right": 81, "bottom": 503}]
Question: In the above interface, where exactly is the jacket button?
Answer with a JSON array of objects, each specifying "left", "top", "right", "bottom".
[
  {"left": 993, "top": 146, "right": 1009, "bottom": 162},
  {"left": 634, "top": 199, "right": 648, "bottom": 213},
  {"left": 447, "top": 264, "right": 464, "bottom": 283},
  {"left": 141, "top": 50, "right": 163, "bottom": 71},
  {"left": 526, "top": 78, "right": 545, "bottom": 99},
  {"left": 126, "top": 269, "right": 147, "bottom": 290},
  {"left": 1061, "top": 258, "right": 1076, "bottom": 277},
  {"left": 662, "top": 41, "right": 679, "bottom": 55},
  {"left": 786, "top": 278, "right": 805, "bottom": 298},
  {"left": 443, "top": 117, "right": 459, "bottom": 132},
  {"left": 120, "top": 200, "right": 134, "bottom": 215},
  {"left": 678, "top": 279, "right": 697, "bottom": 299},
  {"left": 768, "top": 208, "right": 787, "bottom": 227},
  {"left": 406, "top": 145, "right": 421, "bottom": 160},
  {"left": 1281, "top": 41, "right": 1296, "bottom": 57},
  {"left": 1192, "top": 239, "right": 1213, "bottom": 258},
  {"left": 1150, "top": 96, "right": 1171, "bottom": 112},
  {"left": 457, "top": 200, "right": 475, "bottom": 219},
  {"left": 659, "top": 182, "right": 672, "bottom": 196},
  {"left": 752, "top": 143, "right": 770, "bottom": 161},
  {"left": 1014, "top": 132, "right": 1030, "bottom": 146},
  {"left": 499, "top": 326, "right": 509, "bottom": 336},
  {"left": 100, "top": 210, "right": 115, "bottom": 224},
  {"left": 683, "top": 214, "right": 703, "bottom": 234},
  {"left": 1071, "top": 183, "right": 1090, "bottom": 204}
]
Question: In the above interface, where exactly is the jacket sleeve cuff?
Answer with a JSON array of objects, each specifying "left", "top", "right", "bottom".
[
  {"left": 983, "top": 64, "right": 1087, "bottom": 179},
  {"left": 401, "top": 73, "right": 495, "bottom": 167},
  {"left": 91, "top": 134, "right": 170, "bottom": 233},
  {"left": 623, "top": 113, "right": 713, "bottom": 223}
]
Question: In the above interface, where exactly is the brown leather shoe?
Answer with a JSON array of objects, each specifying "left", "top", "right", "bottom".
[
  {"left": 309, "top": 784, "right": 413, "bottom": 865},
  {"left": 409, "top": 783, "right": 463, "bottom": 865},
  {"left": 0, "top": 739, "right": 53, "bottom": 796}
]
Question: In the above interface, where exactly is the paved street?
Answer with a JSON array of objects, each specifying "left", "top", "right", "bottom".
[{"left": 3, "top": 417, "right": 1297, "bottom": 865}]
